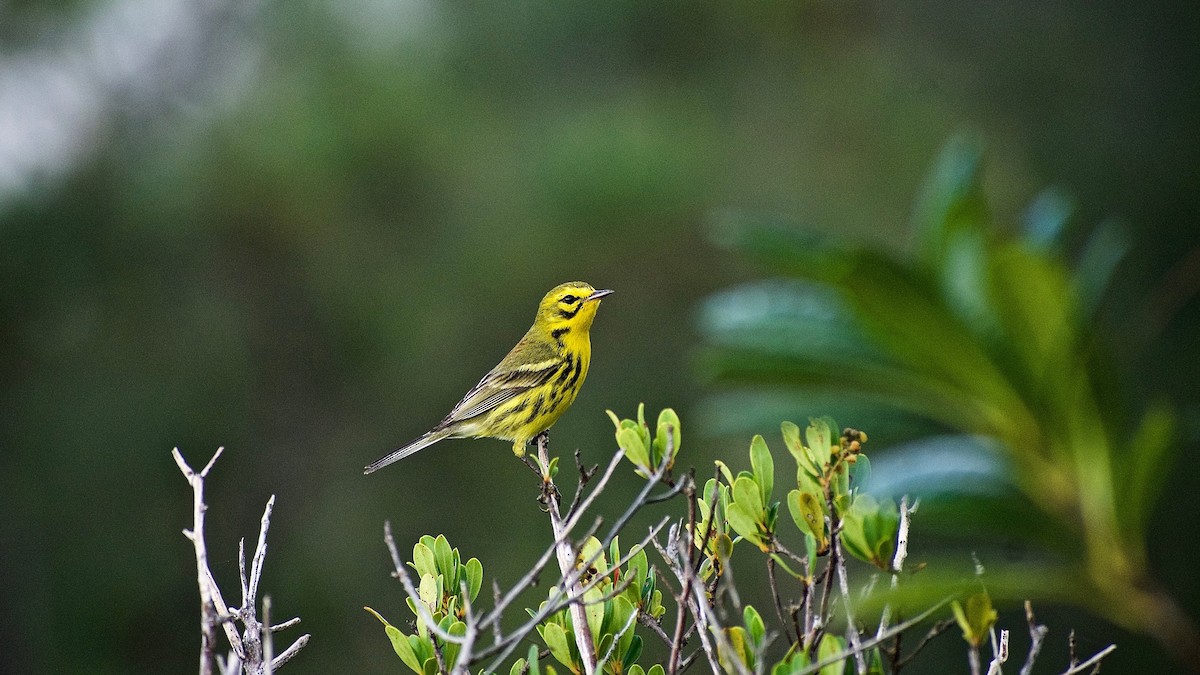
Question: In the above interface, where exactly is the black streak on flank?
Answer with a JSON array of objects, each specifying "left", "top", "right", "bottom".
[
  {"left": 554, "top": 355, "right": 577, "bottom": 386},
  {"left": 564, "top": 354, "right": 584, "bottom": 391},
  {"left": 526, "top": 393, "right": 545, "bottom": 424}
]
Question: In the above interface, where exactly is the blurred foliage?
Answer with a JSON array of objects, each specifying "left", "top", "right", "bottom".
[
  {"left": 0, "top": 0, "right": 1197, "bottom": 673},
  {"left": 698, "top": 134, "right": 1200, "bottom": 665}
]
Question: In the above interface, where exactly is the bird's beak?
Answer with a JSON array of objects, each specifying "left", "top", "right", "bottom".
[{"left": 586, "top": 289, "right": 614, "bottom": 302}]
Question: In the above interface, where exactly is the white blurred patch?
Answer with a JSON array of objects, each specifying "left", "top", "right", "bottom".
[{"left": 0, "top": 0, "right": 262, "bottom": 203}]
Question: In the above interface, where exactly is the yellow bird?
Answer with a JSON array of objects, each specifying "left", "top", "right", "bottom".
[{"left": 364, "top": 282, "right": 613, "bottom": 474}]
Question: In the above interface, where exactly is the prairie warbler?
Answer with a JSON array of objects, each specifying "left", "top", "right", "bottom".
[{"left": 364, "top": 282, "right": 613, "bottom": 474}]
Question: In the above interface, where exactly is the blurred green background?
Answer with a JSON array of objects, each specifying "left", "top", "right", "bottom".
[{"left": 1, "top": 0, "right": 1197, "bottom": 672}]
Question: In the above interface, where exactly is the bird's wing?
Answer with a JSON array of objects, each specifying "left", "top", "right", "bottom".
[{"left": 441, "top": 343, "right": 565, "bottom": 425}]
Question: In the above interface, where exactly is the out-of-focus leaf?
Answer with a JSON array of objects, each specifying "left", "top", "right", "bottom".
[
  {"left": 865, "top": 435, "right": 1012, "bottom": 497},
  {"left": 951, "top": 590, "right": 998, "bottom": 647},
  {"left": 1022, "top": 187, "right": 1076, "bottom": 251},
  {"left": 705, "top": 210, "right": 848, "bottom": 279},
  {"left": 1123, "top": 402, "right": 1176, "bottom": 539},
  {"left": 1072, "top": 218, "right": 1131, "bottom": 320},
  {"left": 910, "top": 132, "right": 989, "bottom": 269},
  {"left": 848, "top": 454, "right": 871, "bottom": 494},
  {"left": 698, "top": 279, "right": 882, "bottom": 364},
  {"left": 839, "top": 252, "right": 1031, "bottom": 440},
  {"left": 816, "top": 633, "right": 847, "bottom": 675},
  {"left": 989, "top": 243, "right": 1076, "bottom": 399}
]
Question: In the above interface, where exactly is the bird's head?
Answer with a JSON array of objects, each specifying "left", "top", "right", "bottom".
[{"left": 536, "top": 281, "right": 613, "bottom": 339}]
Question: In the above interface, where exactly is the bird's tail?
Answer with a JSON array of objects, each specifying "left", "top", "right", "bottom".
[{"left": 363, "top": 428, "right": 453, "bottom": 474}]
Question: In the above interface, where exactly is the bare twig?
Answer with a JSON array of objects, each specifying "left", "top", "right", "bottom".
[
  {"left": 174, "top": 448, "right": 307, "bottom": 674},
  {"left": 1060, "top": 645, "right": 1116, "bottom": 675},
  {"left": 877, "top": 496, "right": 917, "bottom": 639},
  {"left": 668, "top": 478, "right": 698, "bottom": 675},
  {"left": 833, "top": 528, "right": 866, "bottom": 674},
  {"left": 796, "top": 597, "right": 955, "bottom": 675},
  {"left": 1020, "top": 601, "right": 1049, "bottom": 675},
  {"left": 986, "top": 629, "right": 1008, "bottom": 675},
  {"left": 537, "top": 434, "right": 600, "bottom": 675},
  {"left": 894, "top": 619, "right": 954, "bottom": 671}
]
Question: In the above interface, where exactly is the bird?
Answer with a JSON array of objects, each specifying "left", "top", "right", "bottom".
[{"left": 364, "top": 281, "right": 613, "bottom": 474}]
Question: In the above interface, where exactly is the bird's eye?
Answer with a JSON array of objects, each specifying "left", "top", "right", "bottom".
[{"left": 560, "top": 294, "right": 578, "bottom": 304}]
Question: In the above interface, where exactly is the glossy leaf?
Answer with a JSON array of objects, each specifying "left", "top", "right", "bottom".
[{"left": 749, "top": 434, "right": 774, "bottom": 505}]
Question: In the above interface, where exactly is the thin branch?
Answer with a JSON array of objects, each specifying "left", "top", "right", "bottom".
[
  {"left": 1060, "top": 645, "right": 1116, "bottom": 675},
  {"left": 796, "top": 596, "right": 955, "bottom": 675},
  {"left": 986, "top": 629, "right": 1008, "bottom": 675},
  {"left": 833, "top": 528, "right": 867, "bottom": 675},
  {"left": 595, "top": 608, "right": 640, "bottom": 670},
  {"left": 383, "top": 521, "right": 466, "bottom": 646},
  {"left": 536, "top": 434, "right": 599, "bottom": 675},
  {"left": 1020, "top": 601, "right": 1049, "bottom": 675},
  {"left": 877, "top": 496, "right": 917, "bottom": 639},
  {"left": 475, "top": 519, "right": 668, "bottom": 671},
  {"left": 174, "top": 448, "right": 306, "bottom": 674},
  {"left": 894, "top": 619, "right": 955, "bottom": 671},
  {"left": 270, "top": 635, "right": 310, "bottom": 670},
  {"left": 481, "top": 518, "right": 602, "bottom": 631},
  {"left": 668, "top": 477, "right": 698, "bottom": 675}
]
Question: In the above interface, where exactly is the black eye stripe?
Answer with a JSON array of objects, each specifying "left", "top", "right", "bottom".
[{"left": 560, "top": 294, "right": 578, "bottom": 305}]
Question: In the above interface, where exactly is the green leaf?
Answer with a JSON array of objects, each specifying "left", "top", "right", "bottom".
[
  {"left": 866, "top": 646, "right": 886, "bottom": 675},
  {"left": 365, "top": 607, "right": 423, "bottom": 674},
  {"left": 749, "top": 434, "right": 774, "bottom": 506},
  {"left": 848, "top": 454, "right": 871, "bottom": 494},
  {"left": 731, "top": 475, "right": 765, "bottom": 522},
  {"left": 787, "top": 489, "right": 826, "bottom": 549},
  {"left": 621, "top": 634, "right": 643, "bottom": 672},
  {"left": 442, "top": 620, "right": 467, "bottom": 670},
  {"left": 911, "top": 132, "right": 988, "bottom": 268},
  {"left": 743, "top": 605, "right": 765, "bottom": 645},
  {"left": 584, "top": 587, "right": 605, "bottom": 645},
  {"left": 432, "top": 535, "right": 454, "bottom": 578},
  {"left": 721, "top": 626, "right": 752, "bottom": 672},
  {"left": 580, "top": 536, "right": 608, "bottom": 577},
  {"left": 653, "top": 408, "right": 682, "bottom": 467},
  {"left": 465, "top": 557, "right": 484, "bottom": 602},
  {"left": 412, "top": 542, "right": 437, "bottom": 579},
  {"left": 817, "top": 634, "right": 847, "bottom": 675},
  {"left": 951, "top": 591, "right": 998, "bottom": 647},
  {"left": 541, "top": 621, "right": 575, "bottom": 671},
  {"left": 618, "top": 426, "right": 651, "bottom": 472},
  {"left": 1124, "top": 402, "right": 1177, "bottom": 538},
  {"left": 805, "top": 418, "right": 833, "bottom": 461},
  {"left": 724, "top": 503, "right": 765, "bottom": 550}
]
